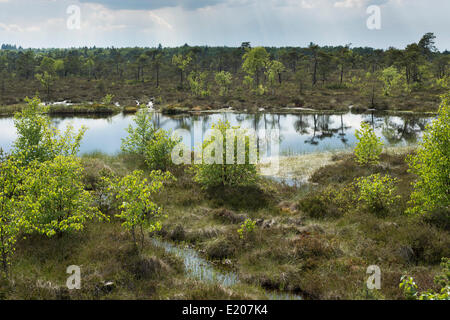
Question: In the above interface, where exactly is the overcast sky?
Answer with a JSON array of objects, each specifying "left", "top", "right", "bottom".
[{"left": 0, "top": 0, "right": 448, "bottom": 50}]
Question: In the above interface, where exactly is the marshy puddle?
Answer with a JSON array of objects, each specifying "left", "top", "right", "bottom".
[
  {"left": 152, "top": 238, "right": 239, "bottom": 287},
  {"left": 259, "top": 152, "right": 337, "bottom": 186},
  {"left": 151, "top": 238, "right": 302, "bottom": 300}
]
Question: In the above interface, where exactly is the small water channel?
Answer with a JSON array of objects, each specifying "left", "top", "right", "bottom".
[{"left": 151, "top": 238, "right": 303, "bottom": 300}]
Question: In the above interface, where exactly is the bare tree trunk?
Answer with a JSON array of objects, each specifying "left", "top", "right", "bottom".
[
  {"left": 180, "top": 70, "right": 183, "bottom": 88},
  {"left": 371, "top": 84, "right": 375, "bottom": 107},
  {"left": 312, "top": 58, "right": 318, "bottom": 86},
  {"left": 131, "top": 226, "right": 137, "bottom": 249},
  {"left": 156, "top": 66, "right": 160, "bottom": 88},
  {"left": 140, "top": 225, "right": 144, "bottom": 252}
]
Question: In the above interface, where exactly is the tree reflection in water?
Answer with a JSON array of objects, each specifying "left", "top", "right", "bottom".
[
  {"left": 129, "top": 112, "right": 431, "bottom": 154},
  {"left": 0, "top": 112, "right": 432, "bottom": 155},
  {"left": 381, "top": 116, "right": 428, "bottom": 145}
]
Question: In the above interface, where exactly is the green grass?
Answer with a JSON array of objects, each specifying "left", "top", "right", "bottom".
[{"left": 0, "top": 103, "right": 121, "bottom": 117}]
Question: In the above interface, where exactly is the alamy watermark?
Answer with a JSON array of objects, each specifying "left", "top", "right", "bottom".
[
  {"left": 66, "top": 265, "right": 81, "bottom": 289},
  {"left": 366, "top": 5, "right": 381, "bottom": 30},
  {"left": 366, "top": 265, "right": 381, "bottom": 290},
  {"left": 67, "top": 5, "right": 81, "bottom": 30}
]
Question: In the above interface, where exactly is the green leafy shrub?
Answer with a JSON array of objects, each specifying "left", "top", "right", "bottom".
[
  {"left": 145, "top": 129, "right": 180, "bottom": 171},
  {"left": 121, "top": 108, "right": 157, "bottom": 157},
  {"left": 355, "top": 174, "right": 400, "bottom": 216},
  {"left": 0, "top": 152, "right": 24, "bottom": 276},
  {"left": 266, "top": 60, "right": 285, "bottom": 94},
  {"left": 354, "top": 122, "right": 383, "bottom": 165},
  {"left": 243, "top": 75, "right": 254, "bottom": 89},
  {"left": 255, "top": 84, "right": 266, "bottom": 96},
  {"left": 21, "top": 155, "right": 106, "bottom": 237},
  {"left": 13, "top": 96, "right": 86, "bottom": 164},
  {"left": 106, "top": 170, "right": 174, "bottom": 251},
  {"left": 407, "top": 94, "right": 449, "bottom": 216},
  {"left": 298, "top": 184, "right": 358, "bottom": 219},
  {"left": 188, "top": 71, "right": 209, "bottom": 97},
  {"left": 101, "top": 93, "right": 114, "bottom": 105},
  {"left": 379, "top": 66, "right": 408, "bottom": 97},
  {"left": 191, "top": 120, "right": 258, "bottom": 189},
  {"left": 242, "top": 46, "right": 269, "bottom": 89},
  {"left": 35, "top": 72, "right": 55, "bottom": 99},
  {"left": 215, "top": 71, "right": 232, "bottom": 96},
  {"left": 237, "top": 219, "right": 256, "bottom": 239},
  {"left": 400, "top": 257, "right": 449, "bottom": 300},
  {"left": 121, "top": 108, "right": 178, "bottom": 171}
]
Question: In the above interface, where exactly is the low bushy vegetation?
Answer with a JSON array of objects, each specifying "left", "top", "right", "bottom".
[
  {"left": 105, "top": 170, "right": 174, "bottom": 252},
  {"left": 354, "top": 122, "right": 383, "bottom": 165},
  {"left": 355, "top": 174, "right": 400, "bottom": 216},
  {"left": 407, "top": 93, "right": 449, "bottom": 216},
  {"left": 400, "top": 257, "right": 449, "bottom": 300},
  {"left": 121, "top": 107, "right": 179, "bottom": 171},
  {"left": 191, "top": 120, "right": 258, "bottom": 189}
]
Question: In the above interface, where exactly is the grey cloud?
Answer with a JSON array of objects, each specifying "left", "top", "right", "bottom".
[{"left": 79, "top": 0, "right": 224, "bottom": 10}]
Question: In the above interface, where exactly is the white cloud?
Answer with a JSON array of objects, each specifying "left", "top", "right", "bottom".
[
  {"left": 0, "top": 0, "right": 448, "bottom": 50},
  {"left": 334, "top": 0, "right": 389, "bottom": 8},
  {"left": 334, "top": 0, "right": 366, "bottom": 8},
  {"left": 148, "top": 12, "right": 173, "bottom": 30},
  {"left": 0, "top": 22, "right": 40, "bottom": 32},
  {"left": 78, "top": 3, "right": 173, "bottom": 32}
]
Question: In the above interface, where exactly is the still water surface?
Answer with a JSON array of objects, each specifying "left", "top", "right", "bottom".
[{"left": 0, "top": 112, "right": 432, "bottom": 155}]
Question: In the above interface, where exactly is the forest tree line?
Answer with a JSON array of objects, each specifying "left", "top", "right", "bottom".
[{"left": 0, "top": 32, "right": 448, "bottom": 108}]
